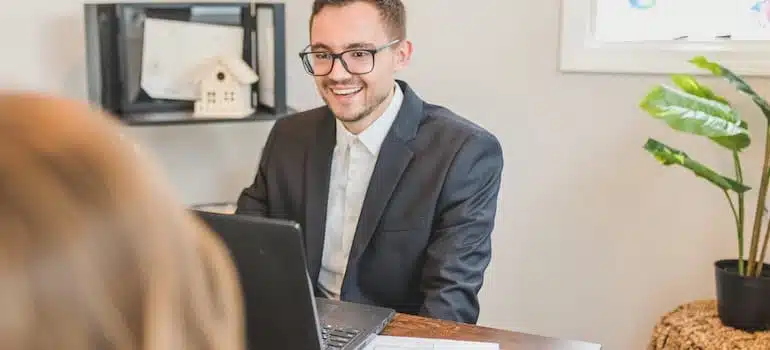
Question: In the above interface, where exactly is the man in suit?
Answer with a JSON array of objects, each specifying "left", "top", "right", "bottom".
[{"left": 236, "top": 0, "right": 503, "bottom": 324}]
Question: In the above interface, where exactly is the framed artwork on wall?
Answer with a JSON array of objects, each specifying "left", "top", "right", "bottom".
[{"left": 560, "top": 0, "right": 770, "bottom": 76}]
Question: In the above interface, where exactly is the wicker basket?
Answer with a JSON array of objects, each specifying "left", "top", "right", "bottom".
[{"left": 649, "top": 300, "right": 770, "bottom": 349}]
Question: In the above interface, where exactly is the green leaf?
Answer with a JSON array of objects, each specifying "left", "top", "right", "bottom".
[
  {"left": 689, "top": 56, "right": 770, "bottom": 120},
  {"left": 668, "top": 74, "right": 750, "bottom": 148},
  {"left": 644, "top": 138, "right": 750, "bottom": 193},
  {"left": 640, "top": 85, "right": 750, "bottom": 151},
  {"left": 671, "top": 74, "right": 731, "bottom": 106},
  {"left": 671, "top": 74, "right": 749, "bottom": 142}
]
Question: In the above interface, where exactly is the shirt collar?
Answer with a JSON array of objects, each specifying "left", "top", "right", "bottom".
[{"left": 335, "top": 82, "right": 404, "bottom": 155}]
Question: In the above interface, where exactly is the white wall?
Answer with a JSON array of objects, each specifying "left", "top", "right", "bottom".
[{"left": 5, "top": 0, "right": 770, "bottom": 349}]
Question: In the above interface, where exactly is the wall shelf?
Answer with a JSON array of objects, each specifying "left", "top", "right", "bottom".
[
  {"left": 83, "top": 1, "right": 290, "bottom": 126},
  {"left": 123, "top": 106, "right": 296, "bottom": 126}
]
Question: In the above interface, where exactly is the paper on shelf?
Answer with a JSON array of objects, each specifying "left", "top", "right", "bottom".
[
  {"left": 361, "top": 335, "right": 499, "bottom": 350},
  {"left": 141, "top": 18, "right": 243, "bottom": 101},
  {"left": 256, "top": 7, "right": 275, "bottom": 108}
]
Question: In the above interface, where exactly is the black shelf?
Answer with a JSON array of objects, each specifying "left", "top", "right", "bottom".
[
  {"left": 123, "top": 106, "right": 296, "bottom": 126},
  {"left": 189, "top": 202, "right": 237, "bottom": 214},
  {"left": 83, "top": 2, "right": 289, "bottom": 126}
]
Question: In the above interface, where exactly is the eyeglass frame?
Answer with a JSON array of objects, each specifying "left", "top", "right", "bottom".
[{"left": 298, "top": 39, "right": 401, "bottom": 76}]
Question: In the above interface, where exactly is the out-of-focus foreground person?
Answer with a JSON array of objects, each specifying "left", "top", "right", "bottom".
[{"left": 0, "top": 92, "right": 244, "bottom": 350}]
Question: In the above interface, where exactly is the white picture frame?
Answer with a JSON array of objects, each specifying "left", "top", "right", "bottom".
[{"left": 559, "top": 0, "right": 770, "bottom": 77}]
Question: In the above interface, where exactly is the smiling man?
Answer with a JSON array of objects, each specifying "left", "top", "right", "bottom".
[{"left": 236, "top": 0, "right": 504, "bottom": 324}]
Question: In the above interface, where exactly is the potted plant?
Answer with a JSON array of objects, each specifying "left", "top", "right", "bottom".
[{"left": 639, "top": 56, "right": 770, "bottom": 332}]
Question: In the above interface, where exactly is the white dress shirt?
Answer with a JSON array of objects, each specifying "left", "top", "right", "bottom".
[{"left": 318, "top": 83, "right": 404, "bottom": 299}]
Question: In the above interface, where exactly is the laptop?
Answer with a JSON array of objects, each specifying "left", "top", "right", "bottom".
[{"left": 192, "top": 210, "right": 396, "bottom": 350}]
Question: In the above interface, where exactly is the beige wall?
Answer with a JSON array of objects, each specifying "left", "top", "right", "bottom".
[{"left": 5, "top": 0, "right": 770, "bottom": 348}]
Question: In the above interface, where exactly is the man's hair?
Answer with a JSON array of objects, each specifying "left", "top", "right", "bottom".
[{"left": 311, "top": 0, "right": 406, "bottom": 40}]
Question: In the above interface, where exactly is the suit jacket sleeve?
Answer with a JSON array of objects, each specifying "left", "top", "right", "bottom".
[
  {"left": 418, "top": 131, "right": 504, "bottom": 324},
  {"left": 235, "top": 124, "right": 278, "bottom": 216}
]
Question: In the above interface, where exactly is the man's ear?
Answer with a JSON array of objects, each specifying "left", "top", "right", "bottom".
[{"left": 394, "top": 40, "right": 413, "bottom": 71}]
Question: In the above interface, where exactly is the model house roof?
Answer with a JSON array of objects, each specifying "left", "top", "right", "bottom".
[{"left": 193, "top": 55, "right": 259, "bottom": 84}]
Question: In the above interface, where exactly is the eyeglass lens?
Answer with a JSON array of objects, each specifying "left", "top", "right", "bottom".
[{"left": 304, "top": 50, "right": 374, "bottom": 76}]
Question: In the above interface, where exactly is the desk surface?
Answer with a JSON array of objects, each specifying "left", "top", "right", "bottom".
[{"left": 383, "top": 313, "right": 601, "bottom": 350}]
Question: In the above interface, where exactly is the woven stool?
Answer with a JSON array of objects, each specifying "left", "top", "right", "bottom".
[{"left": 648, "top": 300, "right": 770, "bottom": 349}]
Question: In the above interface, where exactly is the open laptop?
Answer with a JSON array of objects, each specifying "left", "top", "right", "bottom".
[{"left": 192, "top": 210, "right": 396, "bottom": 350}]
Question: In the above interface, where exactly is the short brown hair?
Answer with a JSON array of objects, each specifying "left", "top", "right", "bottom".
[{"left": 311, "top": 0, "right": 406, "bottom": 40}]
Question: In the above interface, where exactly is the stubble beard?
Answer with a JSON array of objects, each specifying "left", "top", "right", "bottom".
[{"left": 324, "top": 84, "right": 391, "bottom": 124}]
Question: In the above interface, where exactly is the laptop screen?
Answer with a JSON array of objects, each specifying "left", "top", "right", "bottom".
[{"left": 192, "top": 210, "right": 325, "bottom": 350}]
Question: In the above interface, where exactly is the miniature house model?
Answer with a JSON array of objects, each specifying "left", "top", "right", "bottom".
[{"left": 193, "top": 56, "right": 259, "bottom": 118}]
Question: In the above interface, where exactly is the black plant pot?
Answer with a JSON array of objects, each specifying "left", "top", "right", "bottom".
[{"left": 715, "top": 259, "right": 770, "bottom": 332}]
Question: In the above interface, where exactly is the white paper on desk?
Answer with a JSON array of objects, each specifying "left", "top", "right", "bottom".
[
  {"left": 141, "top": 18, "right": 243, "bottom": 100},
  {"left": 362, "top": 335, "right": 499, "bottom": 350}
]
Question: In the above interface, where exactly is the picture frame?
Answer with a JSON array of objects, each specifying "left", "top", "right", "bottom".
[{"left": 559, "top": 0, "right": 770, "bottom": 77}]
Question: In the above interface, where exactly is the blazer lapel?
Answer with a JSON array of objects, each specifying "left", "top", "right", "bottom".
[
  {"left": 345, "top": 80, "right": 424, "bottom": 268},
  {"left": 304, "top": 112, "right": 336, "bottom": 283},
  {"left": 346, "top": 138, "right": 413, "bottom": 267}
]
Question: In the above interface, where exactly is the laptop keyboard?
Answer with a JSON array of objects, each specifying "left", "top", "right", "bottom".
[{"left": 321, "top": 324, "right": 360, "bottom": 350}]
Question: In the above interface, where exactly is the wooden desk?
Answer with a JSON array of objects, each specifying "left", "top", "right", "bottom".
[{"left": 383, "top": 313, "right": 602, "bottom": 349}]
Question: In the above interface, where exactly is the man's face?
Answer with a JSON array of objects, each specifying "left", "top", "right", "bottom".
[{"left": 309, "top": 2, "right": 409, "bottom": 123}]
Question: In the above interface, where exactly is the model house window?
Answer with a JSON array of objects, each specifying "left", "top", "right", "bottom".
[
  {"left": 207, "top": 91, "right": 216, "bottom": 104},
  {"left": 224, "top": 91, "right": 235, "bottom": 102},
  {"left": 560, "top": 0, "right": 770, "bottom": 76}
]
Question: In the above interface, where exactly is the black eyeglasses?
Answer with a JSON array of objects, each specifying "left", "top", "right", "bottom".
[{"left": 299, "top": 39, "right": 401, "bottom": 76}]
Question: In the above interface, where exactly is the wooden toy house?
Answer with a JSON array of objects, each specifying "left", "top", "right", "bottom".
[{"left": 193, "top": 56, "right": 259, "bottom": 118}]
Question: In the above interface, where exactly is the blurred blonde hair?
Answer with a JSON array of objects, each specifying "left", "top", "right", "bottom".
[{"left": 0, "top": 92, "right": 244, "bottom": 350}]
